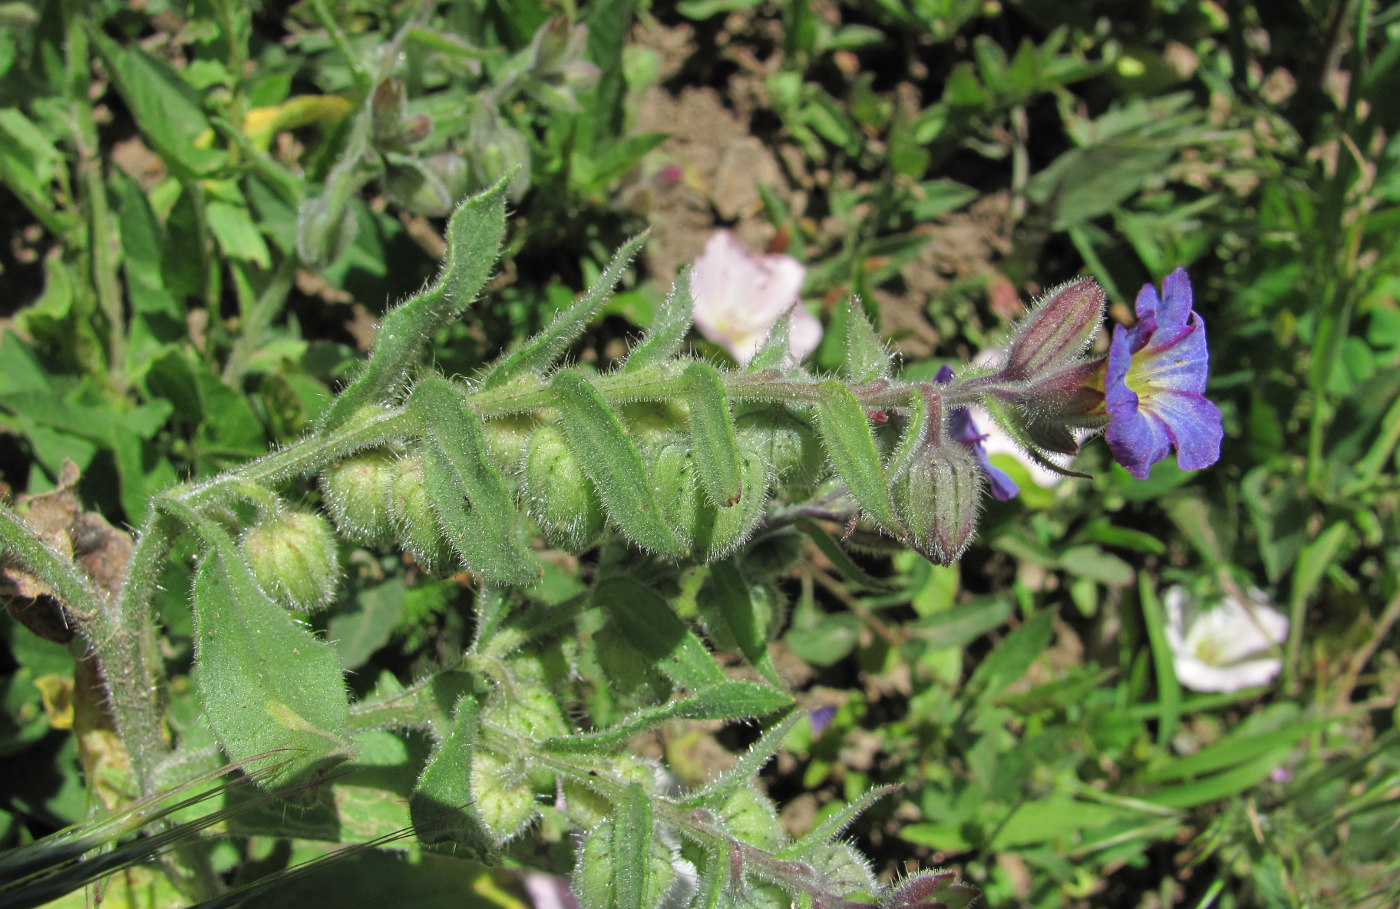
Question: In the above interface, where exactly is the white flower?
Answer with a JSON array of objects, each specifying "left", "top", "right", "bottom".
[
  {"left": 689, "top": 230, "right": 822, "bottom": 366},
  {"left": 1164, "top": 586, "right": 1289, "bottom": 692}
]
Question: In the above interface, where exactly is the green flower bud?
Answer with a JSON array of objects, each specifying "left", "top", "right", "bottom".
[
  {"left": 320, "top": 450, "right": 396, "bottom": 546},
  {"left": 693, "top": 446, "right": 769, "bottom": 561},
  {"left": 522, "top": 426, "right": 606, "bottom": 551},
  {"left": 387, "top": 456, "right": 457, "bottom": 574},
  {"left": 893, "top": 439, "right": 983, "bottom": 566},
  {"left": 735, "top": 407, "right": 824, "bottom": 498},
  {"left": 240, "top": 509, "right": 340, "bottom": 613},
  {"left": 481, "top": 414, "right": 538, "bottom": 471},
  {"left": 648, "top": 441, "right": 701, "bottom": 554}
]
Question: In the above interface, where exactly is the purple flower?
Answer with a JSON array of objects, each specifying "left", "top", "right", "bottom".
[
  {"left": 935, "top": 366, "right": 1019, "bottom": 501},
  {"left": 1102, "top": 269, "right": 1223, "bottom": 479}
]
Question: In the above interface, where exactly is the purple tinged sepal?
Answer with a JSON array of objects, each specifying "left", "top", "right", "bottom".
[
  {"left": 882, "top": 870, "right": 980, "bottom": 909},
  {"left": 1000, "top": 278, "right": 1105, "bottom": 381}
]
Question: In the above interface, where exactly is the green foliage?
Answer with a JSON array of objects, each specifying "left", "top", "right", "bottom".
[{"left": 3, "top": 2, "right": 1399, "bottom": 908}]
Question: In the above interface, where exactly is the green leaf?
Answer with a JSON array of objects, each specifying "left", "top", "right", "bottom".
[
  {"left": 551, "top": 369, "right": 683, "bottom": 555},
  {"left": 88, "top": 31, "right": 226, "bottom": 178},
  {"left": 812, "top": 380, "right": 904, "bottom": 536},
  {"left": 614, "top": 784, "right": 653, "bottom": 909},
  {"left": 746, "top": 311, "right": 795, "bottom": 372},
  {"left": 206, "top": 200, "right": 272, "bottom": 268},
  {"left": 596, "top": 577, "right": 727, "bottom": 690},
  {"left": 192, "top": 543, "right": 353, "bottom": 790},
  {"left": 683, "top": 362, "right": 743, "bottom": 508},
  {"left": 702, "top": 561, "right": 779, "bottom": 683},
  {"left": 327, "top": 577, "right": 410, "bottom": 670},
  {"left": 1138, "top": 579, "right": 1181, "bottom": 748},
  {"left": 841, "top": 299, "right": 891, "bottom": 383},
  {"left": 412, "top": 378, "right": 537, "bottom": 585},
  {"left": 319, "top": 176, "right": 509, "bottom": 431},
  {"left": 410, "top": 695, "right": 497, "bottom": 860},
  {"left": 966, "top": 608, "right": 1053, "bottom": 700},
  {"left": 541, "top": 681, "right": 792, "bottom": 753},
  {"left": 481, "top": 232, "right": 647, "bottom": 389},
  {"left": 623, "top": 270, "right": 694, "bottom": 372},
  {"left": 794, "top": 516, "right": 891, "bottom": 591}
]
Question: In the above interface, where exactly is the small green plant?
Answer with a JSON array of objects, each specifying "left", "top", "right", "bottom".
[{"left": 0, "top": 173, "right": 1220, "bottom": 906}]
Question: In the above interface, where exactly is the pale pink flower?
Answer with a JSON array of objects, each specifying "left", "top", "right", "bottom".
[
  {"left": 1164, "top": 586, "right": 1289, "bottom": 692},
  {"left": 689, "top": 231, "right": 821, "bottom": 366}
]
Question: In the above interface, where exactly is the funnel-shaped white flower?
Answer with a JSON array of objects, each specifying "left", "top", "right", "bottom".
[
  {"left": 690, "top": 231, "right": 821, "bottom": 366},
  {"left": 1164, "top": 586, "right": 1288, "bottom": 692}
]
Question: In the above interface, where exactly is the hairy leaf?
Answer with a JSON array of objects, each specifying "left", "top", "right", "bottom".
[
  {"left": 410, "top": 695, "right": 497, "bottom": 860},
  {"left": 623, "top": 269, "right": 694, "bottom": 372},
  {"left": 412, "top": 378, "right": 538, "bottom": 585},
  {"left": 319, "top": 175, "right": 510, "bottom": 430},
  {"left": 683, "top": 362, "right": 743, "bottom": 508},
  {"left": 551, "top": 369, "right": 683, "bottom": 555},
  {"left": 596, "top": 577, "right": 726, "bottom": 689},
  {"left": 812, "top": 380, "right": 905, "bottom": 537},
  {"left": 482, "top": 232, "right": 647, "bottom": 389},
  {"left": 842, "top": 298, "right": 892, "bottom": 383},
  {"left": 192, "top": 544, "right": 353, "bottom": 790}
]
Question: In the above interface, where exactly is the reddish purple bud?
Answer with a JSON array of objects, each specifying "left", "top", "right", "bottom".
[{"left": 1000, "top": 278, "right": 1105, "bottom": 381}]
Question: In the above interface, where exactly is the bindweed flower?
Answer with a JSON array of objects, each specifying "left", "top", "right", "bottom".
[
  {"left": 936, "top": 366, "right": 1019, "bottom": 501},
  {"left": 690, "top": 231, "right": 822, "bottom": 366},
  {"left": 1164, "top": 586, "right": 1288, "bottom": 692},
  {"left": 1099, "top": 269, "right": 1223, "bottom": 479}
]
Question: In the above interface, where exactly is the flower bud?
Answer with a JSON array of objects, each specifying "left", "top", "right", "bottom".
[
  {"left": 521, "top": 426, "right": 606, "bottom": 551},
  {"left": 241, "top": 510, "right": 340, "bottom": 613},
  {"left": 320, "top": 450, "right": 396, "bottom": 545},
  {"left": 999, "top": 278, "right": 1105, "bottom": 382},
  {"left": 894, "top": 439, "right": 983, "bottom": 566},
  {"left": 387, "top": 456, "right": 458, "bottom": 575}
]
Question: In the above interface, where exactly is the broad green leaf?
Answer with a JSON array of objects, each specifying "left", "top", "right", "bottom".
[
  {"left": 683, "top": 362, "right": 742, "bottom": 508},
  {"left": 841, "top": 299, "right": 891, "bottom": 383},
  {"left": 412, "top": 378, "right": 537, "bottom": 585},
  {"left": 319, "top": 176, "right": 510, "bottom": 431},
  {"left": 327, "top": 577, "right": 411, "bottom": 670},
  {"left": 541, "top": 681, "right": 792, "bottom": 754},
  {"left": 206, "top": 200, "right": 271, "bottom": 268},
  {"left": 481, "top": 232, "right": 647, "bottom": 389},
  {"left": 192, "top": 545, "right": 353, "bottom": 790},
  {"left": 701, "top": 561, "right": 779, "bottom": 683},
  {"left": 89, "top": 32, "right": 226, "bottom": 177},
  {"left": 614, "top": 784, "right": 653, "bottom": 909},
  {"left": 812, "top": 380, "right": 903, "bottom": 536},
  {"left": 595, "top": 577, "right": 726, "bottom": 689},
  {"left": 410, "top": 695, "right": 496, "bottom": 860},
  {"left": 623, "top": 269, "right": 694, "bottom": 372},
  {"left": 966, "top": 608, "right": 1053, "bottom": 700},
  {"left": 551, "top": 369, "right": 683, "bottom": 555}
]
